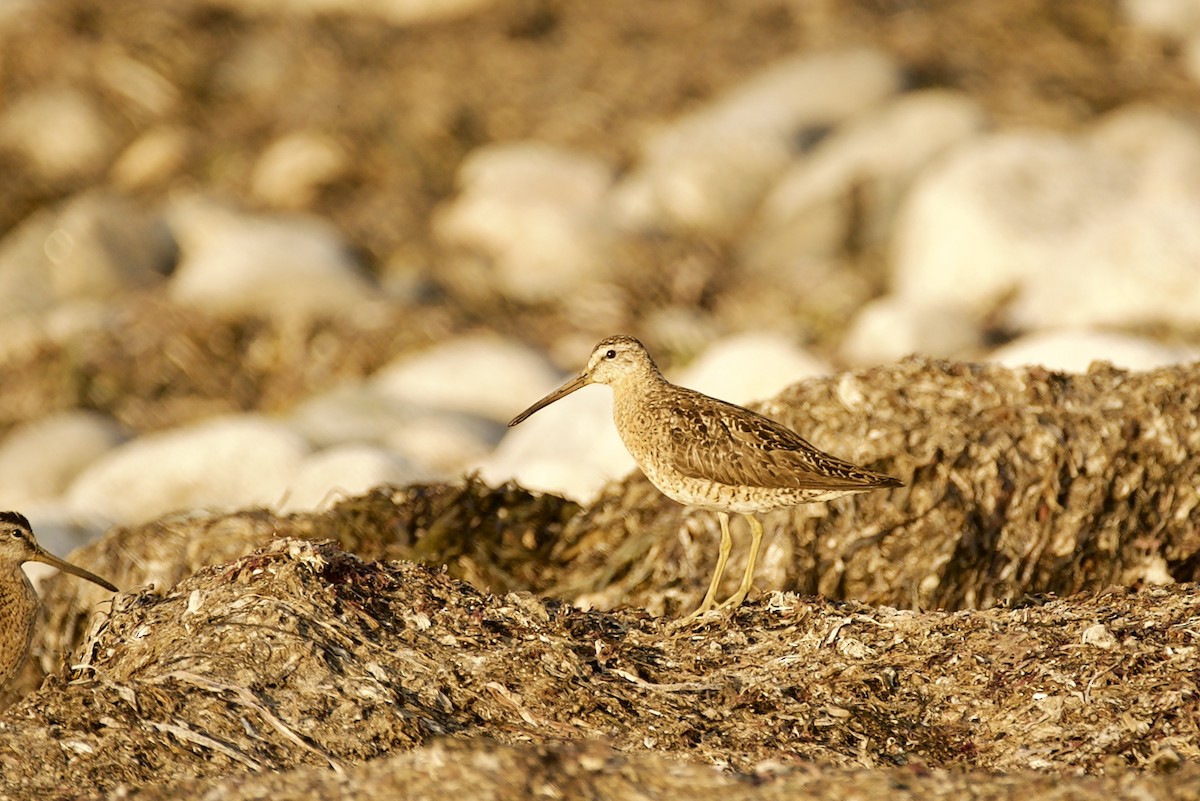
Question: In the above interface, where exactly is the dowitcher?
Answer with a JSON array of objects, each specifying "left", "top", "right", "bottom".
[
  {"left": 0, "top": 511, "right": 118, "bottom": 690},
  {"left": 509, "top": 335, "right": 901, "bottom": 619}
]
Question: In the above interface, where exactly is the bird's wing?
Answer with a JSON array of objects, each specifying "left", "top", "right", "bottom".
[{"left": 665, "top": 391, "right": 897, "bottom": 491}]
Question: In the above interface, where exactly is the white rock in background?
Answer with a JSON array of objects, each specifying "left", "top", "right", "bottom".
[
  {"left": 288, "top": 383, "right": 499, "bottom": 475},
  {"left": 989, "top": 330, "right": 1200, "bottom": 372},
  {"left": 614, "top": 48, "right": 901, "bottom": 236},
  {"left": 892, "top": 131, "right": 1127, "bottom": 313},
  {"left": 892, "top": 126, "right": 1200, "bottom": 331},
  {"left": 476, "top": 387, "right": 632, "bottom": 504},
  {"left": 251, "top": 131, "right": 349, "bottom": 208},
  {"left": 110, "top": 127, "right": 192, "bottom": 190},
  {"left": 372, "top": 334, "right": 564, "bottom": 424},
  {"left": 1089, "top": 105, "right": 1200, "bottom": 199},
  {"left": 675, "top": 332, "right": 830, "bottom": 403},
  {"left": 66, "top": 415, "right": 311, "bottom": 526},
  {"left": 841, "top": 296, "right": 983, "bottom": 365},
  {"left": 745, "top": 91, "right": 985, "bottom": 266},
  {"left": 1120, "top": 0, "right": 1200, "bottom": 37},
  {"left": 0, "top": 412, "right": 126, "bottom": 509},
  {"left": 1009, "top": 196, "right": 1200, "bottom": 330},
  {"left": 1120, "top": 1, "right": 1200, "bottom": 83},
  {"left": 206, "top": 0, "right": 495, "bottom": 25},
  {"left": 280, "top": 444, "right": 422, "bottom": 513},
  {"left": 167, "top": 196, "right": 377, "bottom": 319},
  {"left": 0, "top": 192, "right": 175, "bottom": 318},
  {"left": 434, "top": 142, "right": 616, "bottom": 303},
  {"left": 0, "top": 88, "right": 115, "bottom": 181}
]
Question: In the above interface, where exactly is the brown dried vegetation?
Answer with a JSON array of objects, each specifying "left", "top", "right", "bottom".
[{"left": 2, "top": 358, "right": 1200, "bottom": 798}]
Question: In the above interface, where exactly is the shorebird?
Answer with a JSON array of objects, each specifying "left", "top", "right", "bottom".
[
  {"left": 0, "top": 511, "right": 118, "bottom": 690},
  {"left": 509, "top": 335, "right": 901, "bottom": 619}
]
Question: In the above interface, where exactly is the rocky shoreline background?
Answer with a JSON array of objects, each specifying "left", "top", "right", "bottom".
[{"left": 2, "top": 1, "right": 1200, "bottom": 798}]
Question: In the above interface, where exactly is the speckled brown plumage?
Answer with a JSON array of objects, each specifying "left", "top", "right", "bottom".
[
  {"left": 510, "top": 335, "right": 901, "bottom": 618},
  {"left": 0, "top": 511, "right": 118, "bottom": 689}
]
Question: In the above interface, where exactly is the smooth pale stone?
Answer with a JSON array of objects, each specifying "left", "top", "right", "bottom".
[
  {"left": 747, "top": 91, "right": 985, "bottom": 265},
  {"left": 1120, "top": 0, "right": 1200, "bottom": 37},
  {"left": 288, "top": 384, "right": 501, "bottom": 475},
  {"left": 167, "top": 196, "right": 377, "bottom": 319},
  {"left": 372, "top": 335, "right": 564, "bottom": 424},
  {"left": 251, "top": 132, "right": 349, "bottom": 208},
  {"left": 1007, "top": 195, "right": 1200, "bottom": 330},
  {"left": 675, "top": 333, "right": 831, "bottom": 404},
  {"left": 1088, "top": 105, "right": 1200, "bottom": 200},
  {"left": 0, "top": 88, "right": 115, "bottom": 181},
  {"left": 0, "top": 192, "right": 174, "bottom": 318},
  {"left": 65, "top": 415, "right": 312, "bottom": 526},
  {"left": 891, "top": 128, "right": 1200, "bottom": 330},
  {"left": 840, "top": 296, "right": 983, "bottom": 366},
  {"left": 96, "top": 51, "right": 180, "bottom": 117},
  {"left": 892, "top": 131, "right": 1133, "bottom": 314},
  {"left": 202, "top": 0, "right": 495, "bottom": 24},
  {"left": 0, "top": 412, "right": 126, "bottom": 509},
  {"left": 434, "top": 142, "right": 616, "bottom": 303},
  {"left": 110, "top": 127, "right": 191, "bottom": 190},
  {"left": 476, "top": 388, "right": 634, "bottom": 504},
  {"left": 613, "top": 48, "right": 901, "bottom": 236},
  {"left": 280, "top": 445, "right": 423, "bottom": 514},
  {"left": 988, "top": 329, "right": 1200, "bottom": 372}
]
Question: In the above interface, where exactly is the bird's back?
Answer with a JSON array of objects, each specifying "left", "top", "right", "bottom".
[{"left": 614, "top": 381, "right": 899, "bottom": 511}]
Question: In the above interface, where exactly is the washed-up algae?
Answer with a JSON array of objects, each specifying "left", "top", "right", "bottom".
[
  {"left": 1, "top": 538, "right": 1199, "bottom": 799},
  {"left": 6, "top": 357, "right": 1200, "bottom": 797},
  {"left": 557, "top": 358, "right": 1200, "bottom": 615}
]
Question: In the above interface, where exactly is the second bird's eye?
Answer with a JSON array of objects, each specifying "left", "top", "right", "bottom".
[{"left": 605, "top": 349, "right": 616, "bottom": 359}]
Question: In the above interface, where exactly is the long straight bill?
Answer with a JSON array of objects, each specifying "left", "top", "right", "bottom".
[
  {"left": 32, "top": 548, "right": 119, "bottom": 592},
  {"left": 508, "top": 373, "right": 589, "bottom": 427}
]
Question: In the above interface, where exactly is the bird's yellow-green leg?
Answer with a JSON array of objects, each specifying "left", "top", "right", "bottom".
[
  {"left": 718, "top": 513, "right": 764, "bottom": 610},
  {"left": 684, "top": 511, "right": 733, "bottom": 620}
]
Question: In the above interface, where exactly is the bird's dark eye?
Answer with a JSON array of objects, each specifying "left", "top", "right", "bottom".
[{"left": 605, "top": 349, "right": 616, "bottom": 359}]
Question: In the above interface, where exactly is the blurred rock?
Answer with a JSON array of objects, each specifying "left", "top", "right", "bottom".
[
  {"left": 96, "top": 50, "right": 180, "bottom": 117},
  {"left": 65, "top": 414, "right": 311, "bottom": 525},
  {"left": 204, "top": 0, "right": 496, "bottom": 25},
  {"left": 988, "top": 329, "right": 1200, "bottom": 372},
  {"left": 675, "top": 332, "right": 830, "bottom": 403},
  {"left": 613, "top": 48, "right": 901, "bottom": 236},
  {"left": 167, "top": 196, "right": 378, "bottom": 319},
  {"left": 0, "top": 192, "right": 175, "bottom": 318},
  {"left": 280, "top": 444, "right": 421, "bottom": 513},
  {"left": 841, "top": 296, "right": 983, "bottom": 365},
  {"left": 1120, "top": 0, "right": 1200, "bottom": 38},
  {"left": 476, "top": 387, "right": 632, "bottom": 504},
  {"left": 0, "top": 411, "right": 126, "bottom": 509},
  {"left": 745, "top": 91, "right": 986, "bottom": 268},
  {"left": 110, "top": 127, "right": 192, "bottom": 190},
  {"left": 892, "top": 127, "right": 1200, "bottom": 331},
  {"left": 1088, "top": 105, "right": 1200, "bottom": 199},
  {"left": 288, "top": 383, "right": 499, "bottom": 475},
  {"left": 251, "top": 131, "right": 349, "bottom": 208},
  {"left": 372, "top": 334, "right": 564, "bottom": 424},
  {"left": 434, "top": 142, "right": 616, "bottom": 303},
  {"left": 0, "top": 88, "right": 115, "bottom": 181}
]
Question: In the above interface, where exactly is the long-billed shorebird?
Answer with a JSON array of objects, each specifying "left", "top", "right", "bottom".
[
  {"left": 509, "top": 335, "right": 901, "bottom": 619},
  {"left": 0, "top": 511, "right": 118, "bottom": 689}
]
